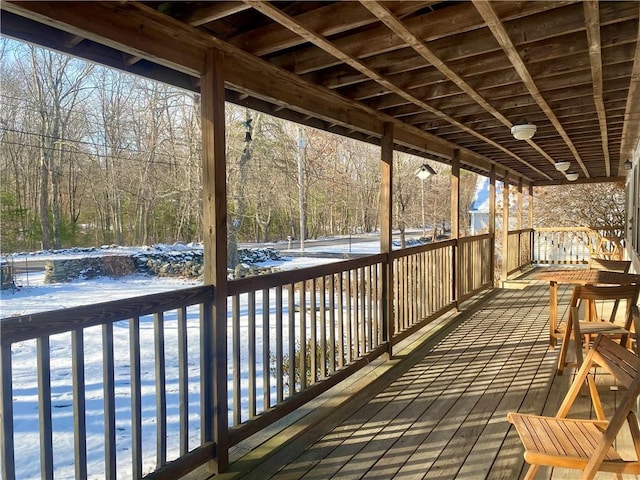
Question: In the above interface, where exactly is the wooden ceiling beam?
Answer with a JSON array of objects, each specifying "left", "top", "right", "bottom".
[
  {"left": 361, "top": 0, "right": 560, "bottom": 171},
  {"left": 584, "top": 1, "right": 611, "bottom": 176},
  {"left": 62, "top": 32, "right": 83, "bottom": 48},
  {"left": 344, "top": 41, "right": 635, "bottom": 105},
  {"left": 270, "top": 1, "right": 577, "bottom": 75},
  {"left": 244, "top": 0, "right": 549, "bottom": 180},
  {"left": 618, "top": 3, "right": 640, "bottom": 175},
  {"left": 473, "top": 0, "right": 590, "bottom": 178},
  {"left": 230, "top": 1, "right": 432, "bottom": 57},
  {"left": 176, "top": 2, "right": 251, "bottom": 27},
  {"left": 314, "top": 16, "right": 638, "bottom": 93}
]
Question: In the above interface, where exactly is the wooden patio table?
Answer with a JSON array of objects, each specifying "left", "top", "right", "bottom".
[{"left": 533, "top": 268, "right": 640, "bottom": 351}]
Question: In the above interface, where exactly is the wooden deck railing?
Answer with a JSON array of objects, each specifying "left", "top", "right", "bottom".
[
  {"left": 390, "top": 240, "right": 454, "bottom": 341},
  {"left": 0, "top": 234, "right": 498, "bottom": 480},
  {"left": 458, "top": 233, "right": 493, "bottom": 300},
  {"left": 507, "top": 228, "right": 534, "bottom": 275},
  {"left": 533, "top": 226, "right": 624, "bottom": 265},
  {"left": 0, "top": 286, "right": 215, "bottom": 480}
]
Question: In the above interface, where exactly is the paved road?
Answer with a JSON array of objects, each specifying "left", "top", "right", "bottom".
[{"left": 239, "top": 230, "right": 430, "bottom": 251}]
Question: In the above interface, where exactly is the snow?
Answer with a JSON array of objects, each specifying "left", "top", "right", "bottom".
[{"left": 1, "top": 239, "right": 416, "bottom": 479}]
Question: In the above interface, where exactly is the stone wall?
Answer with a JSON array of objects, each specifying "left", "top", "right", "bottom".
[
  {"left": 43, "top": 247, "right": 283, "bottom": 283},
  {"left": 44, "top": 256, "right": 136, "bottom": 283}
]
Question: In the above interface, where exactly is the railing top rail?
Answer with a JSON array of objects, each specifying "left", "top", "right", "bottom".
[
  {"left": 458, "top": 233, "right": 492, "bottom": 244},
  {"left": 534, "top": 225, "right": 624, "bottom": 233},
  {"left": 507, "top": 228, "right": 534, "bottom": 235},
  {"left": 228, "top": 253, "right": 386, "bottom": 296},
  {"left": 389, "top": 239, "right": 456, "bottom": 260},
  {"left": 1, "top": 285, "right": 214, "bottom": 345}
]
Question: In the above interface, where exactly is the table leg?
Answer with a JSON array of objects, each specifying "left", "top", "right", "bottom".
[
  {"left": 549, "top": 281, "right": 558, "bottom": 349},
  {"left": 557, "top": 306, "right": 573, "bottom": 375}
]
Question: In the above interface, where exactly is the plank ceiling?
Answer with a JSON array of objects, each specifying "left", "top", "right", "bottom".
[{"left": 2, "top": 1, "right": 639, "bottom": 186}]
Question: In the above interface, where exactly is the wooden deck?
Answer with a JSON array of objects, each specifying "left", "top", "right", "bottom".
[{"left": 210, "top": 276, "right": 639, "bottom": 480}]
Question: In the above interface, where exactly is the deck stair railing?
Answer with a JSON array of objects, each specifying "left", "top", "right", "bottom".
[{"left": 0, "top": 233, "right": 495, "bottom": 479}]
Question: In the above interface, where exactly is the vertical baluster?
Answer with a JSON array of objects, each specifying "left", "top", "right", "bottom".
[
  {"left": 199, "top": 299, "right": 214, "bottom": 444},
  {"left": 71, "top": 328, "right": 87, "bottom": 480},
  {"left": 288, "top": 284, "right": 296, "bottom": 397},
  {"left": 154, "top": 312, "right": 167, "bottom": 466},
  {"left": 177, "top": 307, "right": 188, "bottom": 455},
  {"left": 309, "top": 280, "right": 317, "bottom": 384},
  {"left": 397, "top": 259, "right": 403, "bottom": 330},
  {"left": 337, "top": 273, "right": 344, "bottom": 368},
  {"left": 367, "top": 266, "right": 373, "bottom": 349},
  {"left": 396, "top": 260, "right": 401, "bottom": 330},
  {"left": 353, "top": 270, "right": 360, "bottom": 357},
  {"left": 299, "top": 281, "right": 307, "bottom": 391},
  {"left": 372, "top": 265, "right": 378, "bottom": 346},
  {"left": 418, "top": 254, "right": 424, "bottom": 321},
  {"left": 102, "top": 323, "right": 116, "bottom": 480},
  {"left": 37, "top": 336, "right": 53, "bottom": 479},
  {"left": 232, "top": 295, "right": 241, "bottom": 425},
  {"left": 359, "top": 267, "right": 366, "bottom": 354},
  {"left": 262, "top": 288, "right": 270, "bottom": 411},
  {"left": 328, "top": 274, "right": 336, "bottom": 373},
  {"left": 129, "top": 317, "right": 142, "bottom": 479},
  {"left": 248, "top": 291, "right": 256, "bottom": 418},
  {"left": 345, "top": 271, "right": 352, "bottom": 363},
  {"left": 319, "top": 276, "right": 327, "bottom": 380},
  {"left": 275, "top": 286, "right": 283, "bottom": 404}
]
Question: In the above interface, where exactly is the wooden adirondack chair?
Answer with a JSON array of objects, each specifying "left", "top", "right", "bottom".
[{"left": 507, "top": 335, "right": 640, "bottom": 479}]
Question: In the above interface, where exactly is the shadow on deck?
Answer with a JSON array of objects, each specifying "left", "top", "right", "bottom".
[{"left": 204, "top": 274, "right": 634, "bottom": 480}]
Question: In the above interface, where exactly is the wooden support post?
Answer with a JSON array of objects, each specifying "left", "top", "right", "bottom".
[
  {"left": 201, "top": 48, "right": 228, "bottom": 473},
  {"left": 529, "top": 184, "right": 534, "bottom": 265},
  {"left": 516, "top": 178, "right": 523, "bottom": 270},
  {"left": 517, "top": 177, "right": 523, "bottom": 231},
  {"left": 502, "top": 171, "right": 510, "bottom": 284},
  {"left": 489, "top": 165, "right": 496, "bottom": 286},
  {"left": 380, "top": 122, "right": 393, "bottom": 358},
  {"left": 451, "top": 151, "right": 460, "bottom": 310}
]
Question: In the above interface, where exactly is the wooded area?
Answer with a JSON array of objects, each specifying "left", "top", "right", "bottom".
[
  {"left": 0, "top": 40, "right": 624, "bottom": 257},
  {"left": 0, "top": 40, "right": 477, "bottom": 255}
]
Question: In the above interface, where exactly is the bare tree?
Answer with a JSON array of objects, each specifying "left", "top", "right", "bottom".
[
  {"left": 534, "top": 182, "right": 625, "bottom": 227},
  {"left": 16, "top": 45, "right": 94, "bottom": 248}
]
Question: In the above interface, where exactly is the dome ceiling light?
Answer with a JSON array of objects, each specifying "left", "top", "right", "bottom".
[
  {"left": 510, "top": 123, "right": 537, "bottom": 140},
  {"left": 565, "top": 172, "right": 579, "bottom": 181},
  {"left": 554, "top": 161, "right": 571, "bottom": 172}
]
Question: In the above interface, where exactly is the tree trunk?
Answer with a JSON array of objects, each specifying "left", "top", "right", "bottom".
[{"left": 38, "top": 150, "right": 51, "bottom": 250}]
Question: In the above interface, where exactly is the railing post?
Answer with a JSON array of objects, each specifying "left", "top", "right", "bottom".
[
  {"left": 202, "top": 48, "right": 228, "bottom": 472},
  {"left": 501, "top": 172, "right": 510, "bottom": 284},
  {"left": 451, "top": 151, "right": 460, "bottom": 310},
  {"left": 380, "top": 122, "right": 393, "bottom": 358},
  {"left": 528, "top": 185, "right": 534, "bottom": 266},
  {"left": 0, "top": 342, "right": 15, "bottom": 480},
  {"left": 489, "top": 165, "right": 496, "bottom": 286}
]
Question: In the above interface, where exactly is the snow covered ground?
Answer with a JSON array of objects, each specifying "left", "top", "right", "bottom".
[{"left": 1, "top": 239, "right": 405, "bottom": 479}]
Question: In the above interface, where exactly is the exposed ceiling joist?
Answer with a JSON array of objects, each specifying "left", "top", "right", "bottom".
[{"left": 473, "top": 0, "right": 590, "bottom": 177}]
